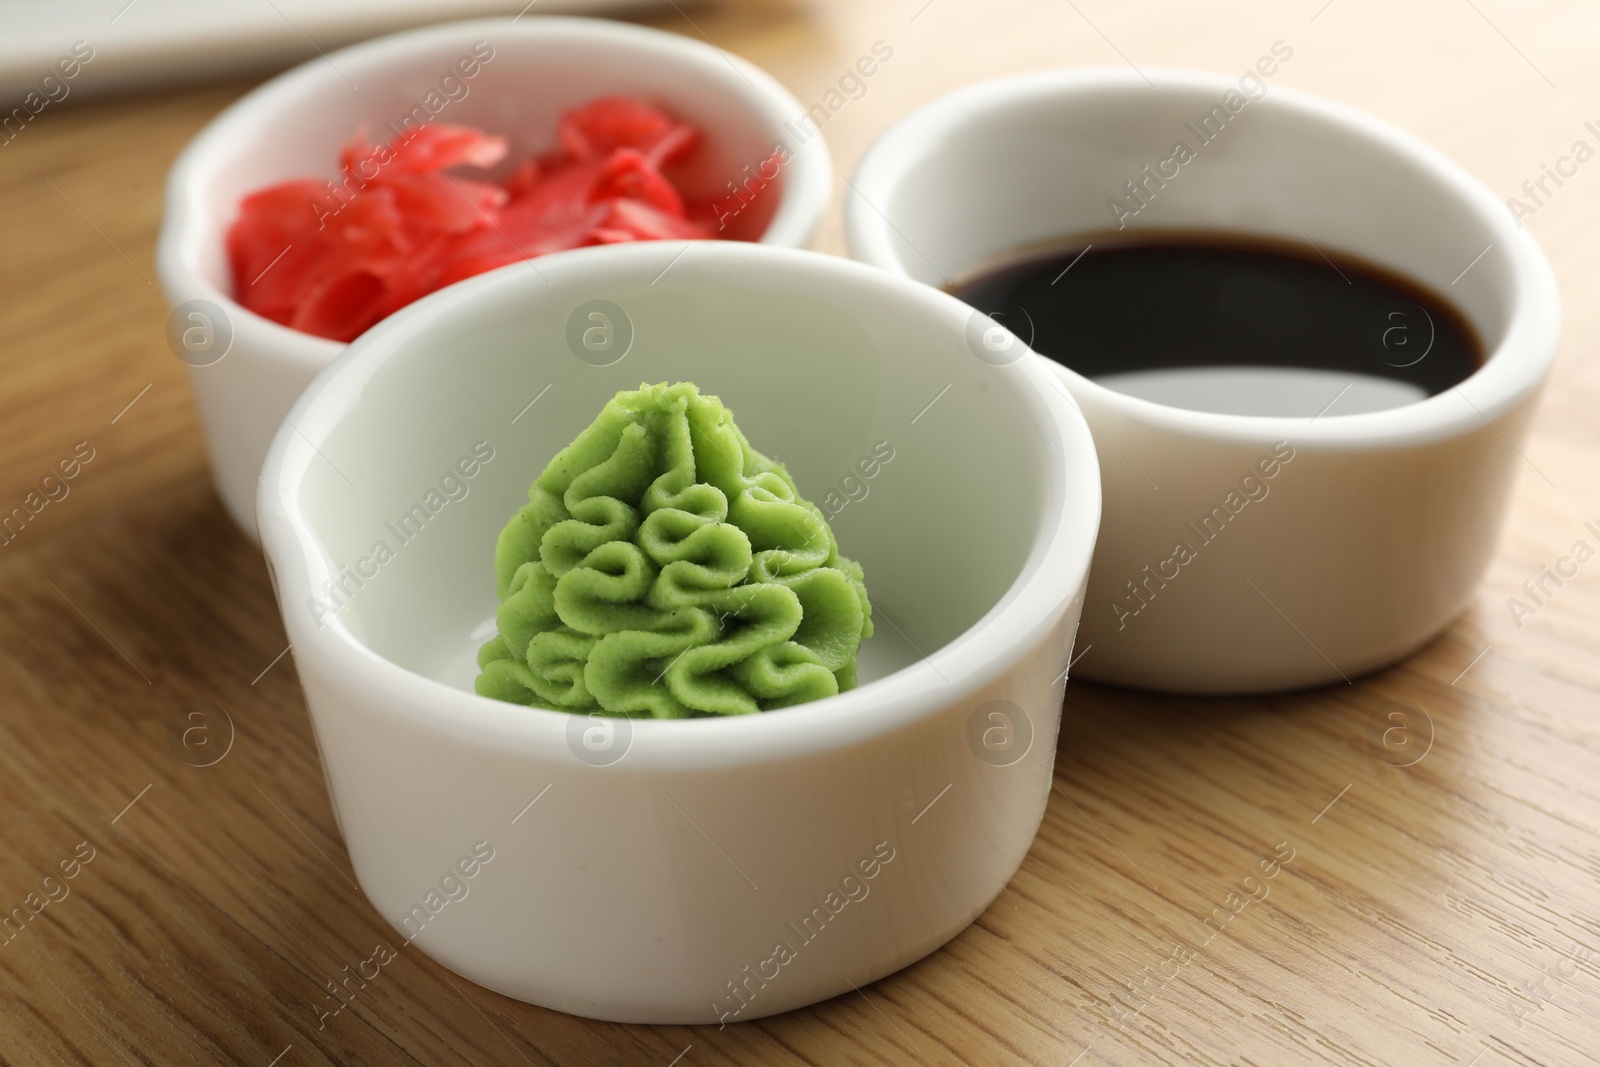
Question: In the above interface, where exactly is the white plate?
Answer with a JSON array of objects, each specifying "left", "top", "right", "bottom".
[{"left": 0, "top": 0, "right": 663, "bottom": 98}]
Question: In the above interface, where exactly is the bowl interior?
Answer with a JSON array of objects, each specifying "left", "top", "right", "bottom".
[
  {"left": 185, "top": 20, "right": 790, "bottom": 298},
  {"left": 284, "top": 245, "right": 1061, "bottom": 698},
  {"left": 859, "top": 74, "right": 1516, "bottom": 359}
]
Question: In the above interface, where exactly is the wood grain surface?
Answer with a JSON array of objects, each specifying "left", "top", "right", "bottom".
[{"left": 2, "top": 1, "right": 1598, "bottom": 1064}]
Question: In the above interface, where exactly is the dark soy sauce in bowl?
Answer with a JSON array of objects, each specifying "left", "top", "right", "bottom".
[{"left": 948, "top": 232, "right": 1485, "bottom": 417}]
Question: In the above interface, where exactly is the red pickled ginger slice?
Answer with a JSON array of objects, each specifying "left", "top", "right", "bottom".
[{"left": 229, "top": 101, "right": 734, "bottom": 342}]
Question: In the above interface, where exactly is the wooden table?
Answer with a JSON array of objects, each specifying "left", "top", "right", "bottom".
[{"left": 3, "top": 1, "right": 1597, "bottom": 1063}]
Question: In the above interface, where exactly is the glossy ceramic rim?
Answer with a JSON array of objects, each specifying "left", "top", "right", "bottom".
[
  {"left": 157, "top": 16, "right": 835, "bottom": 378},
  {"left": 257, "top": 241, "right": 1102, "bottom": 769},
  {"left": 846, "top": 67, "right": 1561, "bottom": 450}
]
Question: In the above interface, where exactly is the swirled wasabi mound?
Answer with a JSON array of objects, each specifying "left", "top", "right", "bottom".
[{"left": 476, "top": 383, "right": 872, "bottom": 717}]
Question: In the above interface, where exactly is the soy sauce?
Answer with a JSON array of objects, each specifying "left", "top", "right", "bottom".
[{"left": 949, "top": 233, "right": 1484, "bottom": 417}]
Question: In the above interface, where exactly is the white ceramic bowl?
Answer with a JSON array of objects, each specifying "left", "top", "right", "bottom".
[
  {"left": 847, "top": 68, "right": 1560, "bottom": 693},
  {"left": 158, "top": 16, "right": 832, "bottom": 542},
  {"left": 255, "top": 240, "right": 1101, "bottom": 1023}
]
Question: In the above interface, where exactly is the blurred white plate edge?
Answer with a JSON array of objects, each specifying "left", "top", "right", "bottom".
[{"left": 0, "top": 0, "right": 669, "bottom": 99}]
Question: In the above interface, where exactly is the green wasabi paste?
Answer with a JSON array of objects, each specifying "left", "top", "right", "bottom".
[{"left": 476, "top": 382, "right": 872, "bottom": 717}]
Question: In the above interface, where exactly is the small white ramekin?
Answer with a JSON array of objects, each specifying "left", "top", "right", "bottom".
[
  {"left": 847, "top": 68, "right": 1561, "bottom": 694},
  {"left": 256, "top": 240, "right": 1101, "bottom": 1023},
  {"left": 158, "top": 17, "right": 831, "bottom": 541}
]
